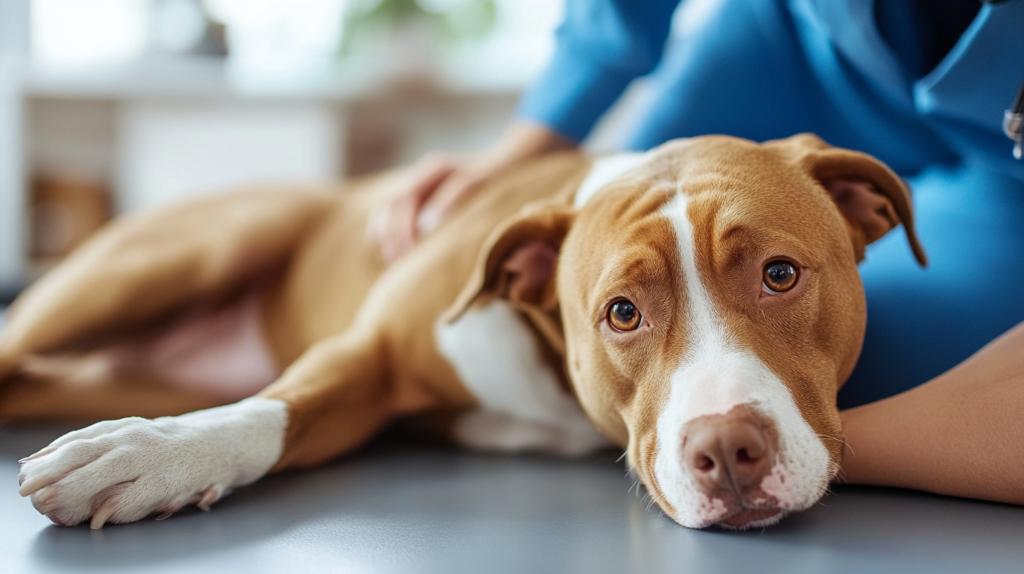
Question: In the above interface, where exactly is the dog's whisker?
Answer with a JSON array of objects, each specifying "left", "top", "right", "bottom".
[
  {"left": 817, "top": 433, "right": 854, "bottom": 456},
  {"left": 628, "top": 477, "right": 642, "bottom": 495},
  {"left": 623, "top": 463, "right": 637, "bottom": 479}
]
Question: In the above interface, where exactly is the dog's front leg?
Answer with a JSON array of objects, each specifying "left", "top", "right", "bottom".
[
  {"left": 256, "top": 330, "right": 432, "bottom": 471},
  {"left": 17, "top": 330, "right": 415, "bottom": 528}
]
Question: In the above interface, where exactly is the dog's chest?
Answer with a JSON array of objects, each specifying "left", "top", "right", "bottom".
[{"left": 434, "top": 301, "right": 609, "bottom": 456}]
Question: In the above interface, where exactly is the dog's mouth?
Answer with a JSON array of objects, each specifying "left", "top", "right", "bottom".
[{"left": 715, "top": 506, "right": 785, "bottom": 529}]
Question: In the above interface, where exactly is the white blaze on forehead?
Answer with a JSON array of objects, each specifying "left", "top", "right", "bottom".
[
  {"left": 652, "top": 194, "right": 831, "bottom": 528},
  {"left": 574, "top": 152, "right": 650, "bottom": 208}
]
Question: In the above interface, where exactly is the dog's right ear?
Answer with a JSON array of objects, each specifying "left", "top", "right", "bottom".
[{"left": 443, "top": 201, "right": 575, "bottom": 324}]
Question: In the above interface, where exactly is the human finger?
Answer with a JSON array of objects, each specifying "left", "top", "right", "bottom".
[
  {"left": 380, "top": 158, "right": 458, "bottom": 261},
  {"left": 416, "top": 170, "right": 488, "bottom": 236}
]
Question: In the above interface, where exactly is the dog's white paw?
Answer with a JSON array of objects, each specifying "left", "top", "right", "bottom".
[{"left": 18, "top": 397, "right": 287, "bottom": 529}]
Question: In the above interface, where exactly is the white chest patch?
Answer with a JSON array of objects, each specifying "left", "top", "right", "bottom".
[
  {"left": 574, "top": 152, "right": 651, "bottom": 208},
  {"left": 435, "top": 301, "right": 609, "bottom": 456}
]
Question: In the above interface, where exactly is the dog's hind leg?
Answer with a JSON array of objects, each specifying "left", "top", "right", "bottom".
[
  {"left": 0, "top": 357, "right": 226, "bottom": 423},
  {"left": 0, "top": 189, "right": 333, "bottom": 382}
]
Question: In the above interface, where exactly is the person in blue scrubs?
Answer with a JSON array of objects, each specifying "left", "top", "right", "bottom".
[{"left": 375, "top": 0, "right": 1024, "bottom": 505}]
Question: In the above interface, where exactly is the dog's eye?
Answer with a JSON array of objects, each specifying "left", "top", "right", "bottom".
[
  {"left": 762, "top": 261, "right": 797, "bottom": 294},
  {"left": 608, "top": 299, "right": 642, "bottom": 331}
]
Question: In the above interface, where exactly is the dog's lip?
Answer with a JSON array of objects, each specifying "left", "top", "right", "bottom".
[{"left": 715, "top": 506, "right": 783, "bottom": 529}]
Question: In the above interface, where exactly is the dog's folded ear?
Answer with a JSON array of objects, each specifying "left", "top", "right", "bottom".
[
  {"left": 443, "top": 200, "right": 575, "bottom": 324},
  {"left": 767, "top": 133, "right": 927, "bottom": 267}
]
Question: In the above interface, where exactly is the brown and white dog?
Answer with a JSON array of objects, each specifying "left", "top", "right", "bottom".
[{"left": 0, "top": 134, "right": 925, "bottom": 530}]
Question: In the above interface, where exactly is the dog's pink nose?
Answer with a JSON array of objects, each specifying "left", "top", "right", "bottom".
[{"left": 683, "top": 405, "right": 776, "bottom": 494}]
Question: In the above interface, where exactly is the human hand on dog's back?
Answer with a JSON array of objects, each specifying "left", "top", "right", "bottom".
[{"left": 370, "top": 122, "right": 575, "bottom": 262}]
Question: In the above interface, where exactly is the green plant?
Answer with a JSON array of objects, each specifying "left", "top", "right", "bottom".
[{"left": 345, "top": 0, "right": 497, "bottom": 45}]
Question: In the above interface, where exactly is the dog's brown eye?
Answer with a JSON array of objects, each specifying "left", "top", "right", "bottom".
[
  {"left": 608, "top": 300, "right": 642, "bottom": 331},
  {"left": 763, "top": 261, "right": 797, "bottom": 293}
]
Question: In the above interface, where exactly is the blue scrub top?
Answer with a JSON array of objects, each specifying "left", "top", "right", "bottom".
[{"left": 518, "top": 0, "right": 1024, "bottom": 181}]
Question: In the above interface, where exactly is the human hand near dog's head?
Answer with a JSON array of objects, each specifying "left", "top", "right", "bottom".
[
  {"left": 368, "top": 151, "right": 500, "bottom": 263},
  {"left": 368, "top": 122, "right": 575, "bottom": 263}
]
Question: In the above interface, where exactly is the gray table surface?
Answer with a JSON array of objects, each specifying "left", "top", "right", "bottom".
[{"left": 2, "top": 423, "right": 1024, "bottom": 574}]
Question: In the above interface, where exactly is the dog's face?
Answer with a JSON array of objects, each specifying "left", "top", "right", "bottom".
[{"left": 452, "top": 134, "right": 925, "bottom": 529}]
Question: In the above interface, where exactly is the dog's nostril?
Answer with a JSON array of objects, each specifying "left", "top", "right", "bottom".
[
  {"left": 735, "top": 442, "right": 766, "bottom": 463},
  {"left": 695, "top": 455, "right": 715, "bottom": 472}
]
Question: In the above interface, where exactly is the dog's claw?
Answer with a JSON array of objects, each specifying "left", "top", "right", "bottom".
[
  {"left": 19, "top": 448, "right": 55, "bottom": 463},
  {"left": 90, "top": 502, "right": 117, "bottom": 530},
  {"left": 154, "top": 511, "right": 174, "bottom": 521},
  {"left": 196, "top": 485, "right": 221, "bottom": 512},
  {"left": 19, "top": 475, "right": 52, "bottom": 497}
]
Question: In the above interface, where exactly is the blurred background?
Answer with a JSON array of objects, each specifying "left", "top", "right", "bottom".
[{"left": 0, "top": 0, "right": 714, "bottom": 302}]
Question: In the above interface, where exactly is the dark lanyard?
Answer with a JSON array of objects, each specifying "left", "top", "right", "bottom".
[{"left": 1005, "top": 79, "right": 1024, "bottom": 161}]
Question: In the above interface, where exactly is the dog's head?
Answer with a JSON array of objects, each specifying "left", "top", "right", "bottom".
[{"left": 449, "top": 134, "right": 925, "bottom": 528}]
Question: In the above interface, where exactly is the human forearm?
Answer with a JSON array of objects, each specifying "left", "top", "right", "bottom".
[
  {"left": 838, "top": 321, "right": 1024, "bottom": 504},
  {"left": 482, "top": 121, "right": 577, "bottom": 167}
]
